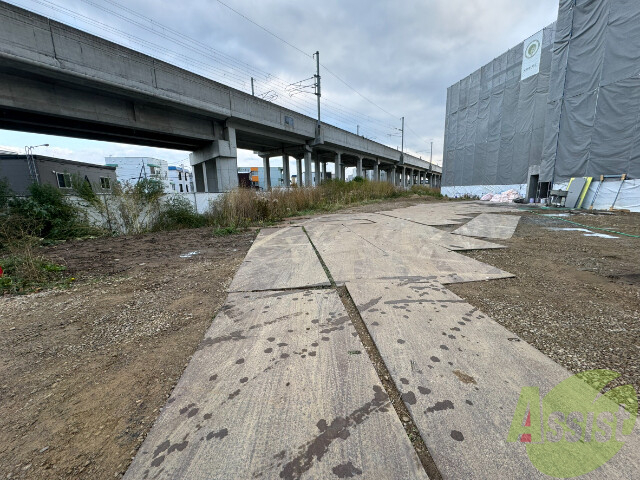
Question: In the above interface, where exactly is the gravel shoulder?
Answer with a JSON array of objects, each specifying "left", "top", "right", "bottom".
[{"left": 447, "top": 210, "right": 640, "bottom": 395}]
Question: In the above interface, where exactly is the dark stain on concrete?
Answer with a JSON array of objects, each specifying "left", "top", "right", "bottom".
[
  {"left": 418, "top": 386, "right": 431, "bottom": 395},
  {"left": 430, "top": 356, "right": 440, "bottom": 363},
  {"left": 426, "top": 400, "right": 454, "bottom": 414},
  {"left": 466, "top": 400, "right": 473, "bottom": 406},
  {"left": 357, "top": 296, "right": 383, "bottom": 312},
  {"left": 240, "top": 377, "right": 249, "bottom": 383},
  {"left": 451, "top": 430, "right": 464, "bottom": 441},
  {"left": 402, "top": 391, "right": 417, "bottom": 405},
  {"left": 228, "top": 389, "right": 241, "bottom": 400},
  {"left": 179, "top": 403, "right": 195, "bottom": 415},
  {"left": 440, "top": 345, "right": 449, "bottom": 350},
  {"left": 187, "top": 408, "right": 199, "bottom": 418},
  {"left": 198, "top": 330, "right": 247, "bottom": 351},
  {"left": 278, "top": 386, "right": 388, "bottom": 480},
  {"left": 206, "top": 428, "right": 229, "bottom": 441},
  {"left": 265, "top": 348, "right": 274, "bottom": 353},
  {"left": 397, "top": 339, "right": 406, "bottom": 344},
  {"left": 236, "top": 358, "right": 245, "bottom": 365},
  {"left": 332, "top": 461, "right": 363, "bottom": 478},
  {"left": 209, "top": 374, "right": 218, "bottom": 382},
  {"left": 400, "top": 378, "right": 410, "bottom": 385}
]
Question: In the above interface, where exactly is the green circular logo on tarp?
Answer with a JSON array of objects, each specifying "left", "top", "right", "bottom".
[
  {"left": 526, "top": 39, "right": 540, "bottom": 59},
  {"left": 508, "top": 369, "right": 638, "bottom": 478}
]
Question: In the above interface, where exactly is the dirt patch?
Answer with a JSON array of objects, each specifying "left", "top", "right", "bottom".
[
  {"left": 447, "top": 210, "right": 640, "bottom": 395},
  {"left": 0, "top": 228, "right": 255, "bottom": 479}
]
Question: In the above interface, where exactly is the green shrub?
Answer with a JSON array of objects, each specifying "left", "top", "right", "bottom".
[
  {"left": 7, "top": 183, "right": 101, "bottom": 240},
  {"left": 153, "top": 195, "right": 209, "bottom": 231}
]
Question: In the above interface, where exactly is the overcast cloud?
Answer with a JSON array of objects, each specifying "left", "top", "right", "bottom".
[{"left": 1, "top": 0, "right": 560, "bottom": 169}]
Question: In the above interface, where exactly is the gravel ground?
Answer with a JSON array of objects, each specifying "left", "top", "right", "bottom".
[
  {"left": 0, "top": 228, "right": 256, "bottom": 480},
  {"left": 448, "top": 209, "right": 640, "bottom": 396}
]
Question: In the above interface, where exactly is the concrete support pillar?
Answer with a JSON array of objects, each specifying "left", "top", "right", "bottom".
[
  {"left": 335, "top": 152, "right": 342, "bottom": 181},
  {"left": 262, "top": 156, "right": 271, "bottom": 190},
  {"left": 304, "top": 149, "right": 312, "bottom": 187},
  {"left": 391, "top": 166, "right": 397, "bottom": 186},
  {"left": 190, "top": 124, "right": 238, "bottom": 193},
  {"left": 296, "top": 157, "right": 303, "bottom": 186},
  {"left": 356, "top": 156, "right": 363, "bottom": 178},
  {"left": 402, "top": 166, "right": 406, "bottom": 188},
  {"left": 314, "top": 156, "right": 321, "bottom": 186},
  {"left": 374, "top": 160, "right": 380, "bottom": 182},
  {"left": 322, "top": 161, "right": 327, "bottom": 182},
  {"left": 283, "top": 154, "right": 291, "bottom": 187}
]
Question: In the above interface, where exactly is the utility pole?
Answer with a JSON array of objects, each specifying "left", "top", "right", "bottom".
[
  {"left": 357, "top": 125, "right": 359, "bottom": 136},
  {"left": 251, "top": 77, "right": 255, "bottom": 96},
  {"left": 400, "top": 117, "right": 404, "bottom": 164},
  {"left": 314, "top": 51, "right": 321, "bottom": 137},
  {"left": 430, "top": 141, "right": 433, "bottom": 168}
]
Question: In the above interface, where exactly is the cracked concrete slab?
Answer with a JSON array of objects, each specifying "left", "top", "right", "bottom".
[
  {"left": 452, "top": 213, "right": 521, "bottom": 239},
  {"left": 229, "top": 227, "right": 330, "bottom": 292},
  {"left": 346, "top": 280, "right": 640, "bottom": 479},
  {"left": 125, "top": 289, "right": 427, "bottom": 480}
]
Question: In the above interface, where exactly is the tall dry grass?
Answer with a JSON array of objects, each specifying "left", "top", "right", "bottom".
[{"left": 209, "top": 179, "right": 401, "bottom": 227}]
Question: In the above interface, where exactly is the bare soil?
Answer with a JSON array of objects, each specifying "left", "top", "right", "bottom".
[
  {"left": 448, "top": 209, "right": 640, "bottom": 395},
  {"left": 0, "top": 228, "right": 256, "bottom": 479}
]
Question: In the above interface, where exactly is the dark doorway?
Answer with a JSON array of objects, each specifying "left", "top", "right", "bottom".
[{"left": 527, "top": 174, "right": 539, "bottom": 201}]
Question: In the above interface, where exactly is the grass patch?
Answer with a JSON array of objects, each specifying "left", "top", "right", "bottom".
[{"left": 213, "top": 225, "right": 240, "bottom": 236}]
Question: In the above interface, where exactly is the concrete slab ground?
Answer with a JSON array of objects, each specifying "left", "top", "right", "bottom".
[
  {"left": 452, "top": 213, "right": 521, "bottom": 239},
  {"left": 127, "top": 201, "right": 639, "bottom": 479},
  {"left": 346, "top": 280, "right": 640, "bottom": 479},
  {"left": 125, "top": 289, "right": 426, "bottom": 479},
  {"left": 229, "top": 227, "right": 331, "bottom": 292}
]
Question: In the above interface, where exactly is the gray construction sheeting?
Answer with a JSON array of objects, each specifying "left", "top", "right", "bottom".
[
  {"left": 541, "top": 0, "right": 640, "bottom": 182},
  {"left": 443, "top": 23, "right": 556, "bottom": 187},
  {"left": 444, "top": 0, "right": 640, "bottom": 190}
]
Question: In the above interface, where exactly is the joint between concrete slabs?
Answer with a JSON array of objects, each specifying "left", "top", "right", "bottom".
[{"left": 301, "top": 225, "right": 442, "bottom": 480}]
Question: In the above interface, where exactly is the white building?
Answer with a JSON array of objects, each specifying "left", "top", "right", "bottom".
[
  {"left": 168, "top": 165, "right": 194, "bottom": 193},
  {"left": 105, "top": 157, "right": 171, "bottom": 192}
]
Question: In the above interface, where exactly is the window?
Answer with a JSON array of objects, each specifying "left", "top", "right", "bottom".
[
  {"left": 185, "top": 173, "right": 189, "bottom": 181},
  {"left": 100, "top": 177, "right": 111, "bottom": 189},
  {"left": 186, "top": 184, "right": 189, "bottom": 192},
  {"left": 171, "top": 184, "right": 175, "bottom": 191},
  {"left": 179, "top": 184, "right": 184, "bottom": 192},
  {"left": 56, "top": 172, "right": 72, "bottom": 189},
  {"left": 178, "top": 172, "right": 182, "bottom": 180}
]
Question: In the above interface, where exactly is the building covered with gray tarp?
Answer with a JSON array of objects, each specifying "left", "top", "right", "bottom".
[{"left": 443, "top": 0, "right": 640, "bottom": 211}]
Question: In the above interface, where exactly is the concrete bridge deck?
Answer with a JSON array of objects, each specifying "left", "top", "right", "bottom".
[
  {"left": 0, "top": 2, "right": 441, "bottom": 192},
  {"left": 125, "top": 202, "right": 639, "bottom": 479}
]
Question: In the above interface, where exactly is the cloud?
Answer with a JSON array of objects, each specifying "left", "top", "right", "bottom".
[{"left": 2, "top": 0, "right": 560, "bottom": 167}]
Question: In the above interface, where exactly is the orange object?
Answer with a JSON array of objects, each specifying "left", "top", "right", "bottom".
[{"left": 251, "top": 176, "right": 259, "bottom": 182}]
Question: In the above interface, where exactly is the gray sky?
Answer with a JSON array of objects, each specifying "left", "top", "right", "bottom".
[{"left": 0, "top": 0, "right": 560, "bottom": 169}]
